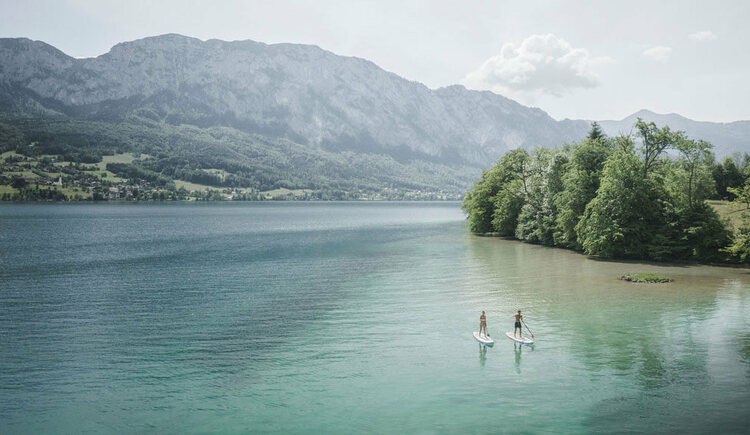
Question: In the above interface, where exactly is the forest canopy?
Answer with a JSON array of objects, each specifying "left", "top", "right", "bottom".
[{"left": 462, "top": 120, "right": 750, "bottom": 264}]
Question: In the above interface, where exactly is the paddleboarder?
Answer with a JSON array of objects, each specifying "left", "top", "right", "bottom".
[
  {"left": 513, "top": 310, "right": 523, "bottom": 338},
  {"left": 479, "top": 311, "right": 487, "bottom": 337}
]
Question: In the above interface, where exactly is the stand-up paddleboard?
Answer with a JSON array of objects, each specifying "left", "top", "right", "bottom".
[
  {"left": 473, "top": 331, "right": 494, "bottom": 347},
  {"left": 505, "top": 332, "right": 534, "bottom": 345}
]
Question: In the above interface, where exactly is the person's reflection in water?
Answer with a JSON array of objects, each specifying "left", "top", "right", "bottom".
[
  {"left": 479, "top": 343, "right": 487, "bottom": 367},
  {"left": 514, "top": 342, "right": 522, "bottom": 374}
]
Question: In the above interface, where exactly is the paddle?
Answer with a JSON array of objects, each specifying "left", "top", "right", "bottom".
[{"left": 521, "top": 318, "right": 535, "bottom": 339}]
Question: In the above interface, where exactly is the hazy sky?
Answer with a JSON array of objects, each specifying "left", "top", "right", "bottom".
[{"left": 1, "top": 0, "right": 748, "bottom": 122}]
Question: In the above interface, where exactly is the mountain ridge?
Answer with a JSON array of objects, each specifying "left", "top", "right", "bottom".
[
  {"left": 0, "top": 34, "right": 747, "bottom": 197},
  {"left": 596, "top": 109, "right": 749, "bottom": 157},
  {"left": 0, "top": 33, "right": 593, "bottom": 168}
]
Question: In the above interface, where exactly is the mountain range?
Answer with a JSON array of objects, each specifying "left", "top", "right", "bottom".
[
  {"left": 0, "top": 34, "right": 747, "bottom": 194},
  {"left": 597, "top": 110, "right": 749, "bottom": 158}
]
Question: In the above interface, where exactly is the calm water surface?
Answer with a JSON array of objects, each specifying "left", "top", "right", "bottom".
[{"left": 1, "top": 202, "right": 749, "bottom": 433}]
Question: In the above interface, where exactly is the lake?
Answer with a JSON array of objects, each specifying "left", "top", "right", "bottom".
[{"left": 1, "top": 202, "right": 749, "bottom": 433}]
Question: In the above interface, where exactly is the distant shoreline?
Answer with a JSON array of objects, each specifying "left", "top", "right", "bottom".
[{"left": 0, "top": 198, "right": 464, "bottom": 204}]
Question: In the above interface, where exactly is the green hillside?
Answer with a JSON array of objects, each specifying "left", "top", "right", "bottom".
[{"left": 0, "top": 116, "right": 478, "bottom": 201}]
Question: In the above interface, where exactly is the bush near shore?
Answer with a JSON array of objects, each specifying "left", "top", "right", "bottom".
[{"left": 620, "top": 273, "right": 673, "bottom": 283}]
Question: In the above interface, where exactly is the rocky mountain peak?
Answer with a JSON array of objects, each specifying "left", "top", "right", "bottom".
[{"left": 1, "top": 34, "right": 746, "bottom": 165}]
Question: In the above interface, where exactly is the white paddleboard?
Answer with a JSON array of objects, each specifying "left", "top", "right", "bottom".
[
  {"left": 473, "top": 331, "right": 494, "bottom": 347},
  {"left": 505, "top": 332, "right": 534, "bottom": 344}
]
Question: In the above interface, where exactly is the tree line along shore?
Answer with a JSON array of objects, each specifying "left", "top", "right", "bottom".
[{"left": 462, "top": 120, "right": 750, "bottom": 264}]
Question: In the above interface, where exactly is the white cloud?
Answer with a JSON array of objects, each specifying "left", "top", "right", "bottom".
[
  {"left": 462, "top": 34, "right": 609, "bottom": 99},
  {"left": 688, "top": 30, "right": 717, "bottom": 41},
  {"left": 642, "top": 45, "right": 672, "bottom": 61}
]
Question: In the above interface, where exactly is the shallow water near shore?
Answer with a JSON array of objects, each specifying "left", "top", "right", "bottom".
[{"left": 1, "top": 202, "right": 749, "bottom": 433}]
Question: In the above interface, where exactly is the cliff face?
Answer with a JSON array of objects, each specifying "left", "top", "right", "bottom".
[
  {"left": 0, "top": 34, "right": 590, "bottom": 167},
  {"left": 1, "top": 34, "right": 744, "bottom": 172}
]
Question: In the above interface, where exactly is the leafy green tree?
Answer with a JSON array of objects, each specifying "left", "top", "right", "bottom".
[
  {"left": 491, "top": 149, "right": 531, "bottom": 235},
  {"left": 723, "top": 177, "right": 750, "bottom": 263},
  {"left": 672, "top": 202, "right": 732, "bottom": 261},
  {"left": 635, "top": 118, "right": 677, "bottom": 178},
  {"left": 553, "top": 138, "right": 613, "bottom": 248},
  {"left": 724, "top": 222, "right": 750, "bottom": 263},
  {"left": 462, "top": 149, "right": 529, "bottom": 234},
  {"left": 576, "top": 149, "right": 668, "bottom": 259},
  {"left": 462, "top": 165, "right": 507, "bottom": 233},
  {"left": 728, "top": 183, "right": 750, "bottom": 210},
  {"left": 673, "top": 138, "right": 714, "bottom": 208},
  {"left": 10, "top": 176, "right": 27, "bottom": 189},
  {"left": 711, "top": 159, "right": 728, "bottom": 199},
  {"left": 712, "top": 157, "right": 745, "bottom": 200},
  {"left": 515, "top": 149, "right": 567, "bottom": 244},
  {"left": 491, "top": 179, "right": 525, "bottom": 236},
  {"left": 613, "top": 135, "right": 635, "bottom": 153},
  {"left": 587, "top": 122, "right": 605, "bottom": 140}
]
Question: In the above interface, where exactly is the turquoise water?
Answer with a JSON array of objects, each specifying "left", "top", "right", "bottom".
[{"left": 1, "top": 202, "right": 749, "bottom": 433}]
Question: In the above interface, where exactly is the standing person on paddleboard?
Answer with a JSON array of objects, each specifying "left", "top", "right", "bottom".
[
  {"left": 479, "top": 311, "right": 488, "bottom": 338},
  {"left": 513, "top": 310, "right": 523, "bottom": 338}
]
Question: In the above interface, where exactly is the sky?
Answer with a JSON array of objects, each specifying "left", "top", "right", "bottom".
[{"left": 1, "top": 0, "right": 748, "bottom": 122}]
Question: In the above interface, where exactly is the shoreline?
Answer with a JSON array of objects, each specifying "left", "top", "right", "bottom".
[
  {"left": 472, "top": 232, "right": 750, "bottom": 270},
  {"left": 0, "top": 198, "right": 463, "bottom": 204}
]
